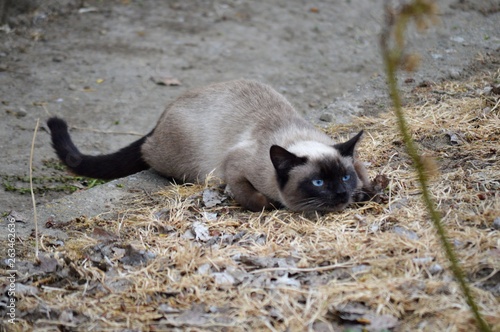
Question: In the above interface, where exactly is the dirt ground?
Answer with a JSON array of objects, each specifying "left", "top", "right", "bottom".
[{"left": 0, "top": 0, "right": 499, "bottom": 212}]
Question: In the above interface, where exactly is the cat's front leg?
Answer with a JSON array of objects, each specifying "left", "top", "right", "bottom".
[
  {"left": 223, "top": 154, "right": 274, "bottom": 211},
  {"left": 352, "top": 158, "right": 375, "bottom": 202},
  {"left": 352, "top": 159, "right": 389, "bottom": 203},
  {"left": 225, "top": 176, "right": 274, "bottom": 212}
]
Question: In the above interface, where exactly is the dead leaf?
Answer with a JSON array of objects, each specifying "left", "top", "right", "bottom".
[
  {"left": 201, "top": 212, "right": 217, "bottom": 222},
  {"left": 240, "top": 255, "right": 274, "bottom": 269},
  {"left": 14, "top": 283, "right": 39, "bottom": 296},
  {"left": 92, "top": 227, "right": 118, "bottom": 241},
  {"left": 274, "top": 273, "right": 300, "bottom": 287},
  {"left": 182, "top": 229, "right": 195, "bottom": 239},
  {"left": 168, "top": 304, "right": 208, "bottom": 326},
  {"left": 446, "top": 131, "right": 464, "bottom": 145},
  {"left": 333, "top": 302, "right": 399, "bottom": 330},
  {"left": 192, "top": 221, "right": 211, "bottom": 242},
  {"left": 202, "top": 188, "right": 225, "bottom": 208},
  {"left": 112, "top": 247, "right": 126, "bottom": 259},
  {"left": 336, "top": 302, "right": 369, "bottom": 320},
  {"left": 150, "top": 76, "right": 182, "bottom": 86},
  {"left": 212, "top": 271, "right": 236, "bottom": 286},
  {"left": 35, "top": 253, "right": 59, "bottom": 273},
  {"left": 59, "top": 310, "right": 75, "bottom": 324},
  {"left": 197, "top": 263, "right": 212, "bottom": 275},
  {"left": 412, "top": 257, "right": 434, "bottom": 265},
  {"left": 393, "top": 226, "right": 419, "bottom": 241},
  {"left": 7, "top": 210, "right": 27, "bottom": 223},
  {"left": 45, "top": 215, "right": 55, "bottom": 228},
  {"left": 158, "top": 304, "right": 181, "bottom": 314},
  {"left": 78, "top": 7, "right": 98, "bottom": 14},
  {"left": 365, "top": 314, "right": 399, "bottom": 330},
  {"left": 119, "top": 245, "right": 155, "bottom": 266}
]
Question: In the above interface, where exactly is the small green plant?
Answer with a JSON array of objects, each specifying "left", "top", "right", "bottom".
[
  {"left": 42, "top": 159, "right": 67, "bottom": 171},
  {"left": 2, "top": 174, "right": 107, "bottom": 195},
  {"left": 2, "top": 159, "right": 107, "bottom": 195},
  {"left": 379, "top": 1, "right": 491, "bottom": 331}
]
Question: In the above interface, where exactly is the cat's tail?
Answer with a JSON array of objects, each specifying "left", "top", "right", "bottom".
[{"left": 47, "top": 117, "right": 151, "bottom": 180}]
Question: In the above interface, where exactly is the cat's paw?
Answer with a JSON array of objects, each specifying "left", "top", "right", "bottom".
[{"left": 353, "top": 174, "right": 389, "bottom": 204}]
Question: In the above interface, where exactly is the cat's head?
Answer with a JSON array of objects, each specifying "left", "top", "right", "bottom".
[{"left": 270, "top": 131, "right": 364, "bottom": 212}]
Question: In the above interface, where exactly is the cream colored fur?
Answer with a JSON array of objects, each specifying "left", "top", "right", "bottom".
[{"left": 141, "top": 79, "right": 371, "bottom": 212}]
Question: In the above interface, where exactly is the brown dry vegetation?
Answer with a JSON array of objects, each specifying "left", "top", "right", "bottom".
[{"left": 3, "top": 70, "right": 500, "bottom": 331}]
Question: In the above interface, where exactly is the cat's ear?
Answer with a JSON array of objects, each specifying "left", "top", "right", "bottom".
[
  {"left": 270, "top": 145, "right": 307, "bottom": 175},
  {"left": 334, "top": 130, "right": 363, "bottom": 157}
]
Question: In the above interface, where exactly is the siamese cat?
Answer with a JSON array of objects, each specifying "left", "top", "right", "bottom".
[{"left": 48, "top": 79, "right": 374, "bottom": 212}]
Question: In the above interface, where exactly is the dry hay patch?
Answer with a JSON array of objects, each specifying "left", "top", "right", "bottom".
[{"left": 4, "top": 72, "right": 500, "bottom": 331}]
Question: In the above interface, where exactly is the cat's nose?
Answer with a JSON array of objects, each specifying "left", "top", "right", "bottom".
[{"left": 336, "top": 188, "right": 347, "bottom": 195}]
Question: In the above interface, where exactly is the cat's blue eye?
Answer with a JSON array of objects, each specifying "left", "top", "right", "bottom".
[
  {"left": 312, "top": 179, "right": 324, "bottom": 187},
  {"left": 342, "top": 175, "right": 351, "bottom": 182}
]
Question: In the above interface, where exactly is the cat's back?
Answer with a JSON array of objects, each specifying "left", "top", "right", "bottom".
[
  {"left": 169, "top": 79, "right": 298, "bottom": 124},
  {"left": 155, "top": 79, "right": 306, "bottom": 152}
]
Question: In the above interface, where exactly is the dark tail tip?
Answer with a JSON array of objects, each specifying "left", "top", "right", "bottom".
[
  {"left": 47, "top": 116, "right": 85, "bottom": 172},
  {"left": 47, "top": 117, "right": 72, "bottom": 148},
  {"left": 47, "top": 117, "right": 69, "bottom": 133}
]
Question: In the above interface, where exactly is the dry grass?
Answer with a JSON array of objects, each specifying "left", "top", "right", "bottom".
[{"left": 6, "top": 71, "right": 500, "bottom": 331}]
